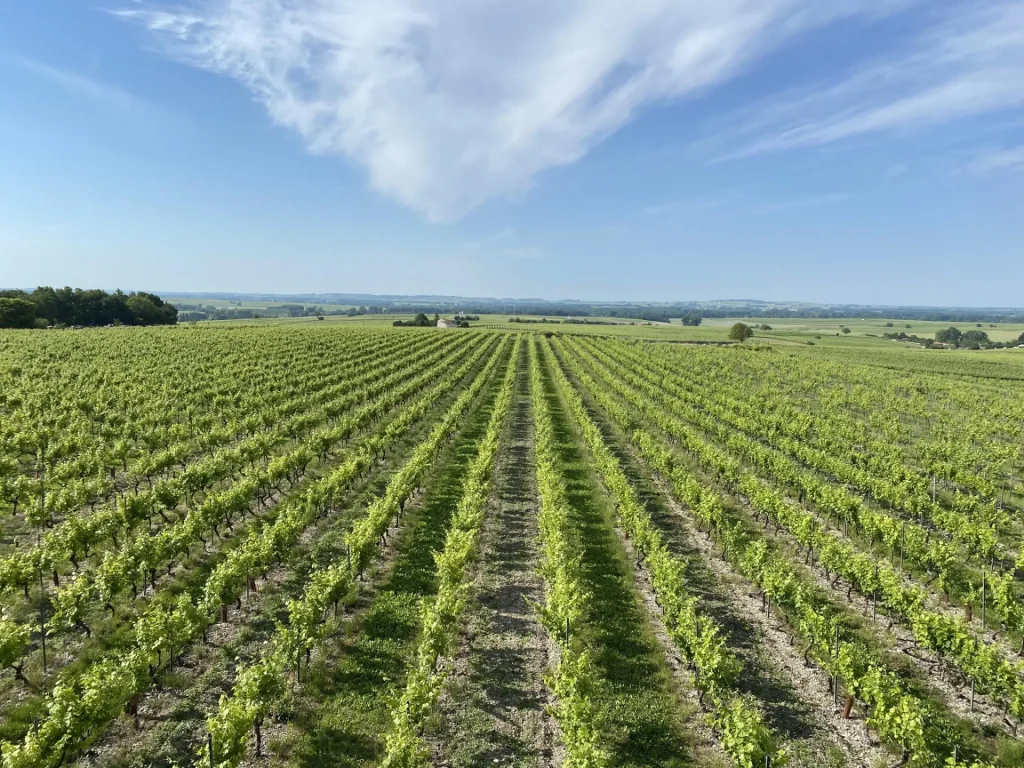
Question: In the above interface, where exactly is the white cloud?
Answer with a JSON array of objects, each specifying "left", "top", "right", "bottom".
[
  {"left": 116, "top": 0, "right": 899, "bottom": 221},
  {"left": 970, "top": 145, "right": 1024, "bottom": 172},
  {"left": 705, "top": 3, "right": 1024, "bottom": 159}
]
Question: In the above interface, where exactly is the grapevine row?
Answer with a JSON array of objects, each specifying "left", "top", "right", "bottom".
[
  {"left": 528, "top": 337, "right": 607, "bottom": 767},
  {"left": 0, "top": 330, "right": 403, "bottom": 523},
  {"left": 545, "top": 338, "right": 782, "bottom": 768},
  {"left": 200, "top": 334, "right": 513, "bottom": 768},
  {"left": 0, "top": 333, "right": 471, "bottom": 684},
  {"left": 578, "top": 339, "right": 1024, "bottom": 713},
  {"left": 0, "top": 334, "right": 500, "bottom": 768},
  {"left": 559, "top": 337, "right": 998, "bottom": 768},
  {"left": 0, "top": 331, "right": 440, "bottom": 593},
  {"left": 378, "top": 337, "right": 519, "bottom": 765}
]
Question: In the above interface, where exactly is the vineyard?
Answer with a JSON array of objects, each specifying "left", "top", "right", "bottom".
[{"left": 1, "top": 324, "right": 1023, "bottom": 768}]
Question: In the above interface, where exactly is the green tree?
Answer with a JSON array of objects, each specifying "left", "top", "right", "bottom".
[
  {"left": 20, "top": 286, "right": 176, "bottom": 327},
  {"left": 0, "top": 298, "right": 38, "bottom": 329},
  {"left": 960, "top": 330, "right": 989, "bottom": 347},
  {"left": 935, "top": 327, "right": 962, "bottom": 345},
  {"left": 841, "top": 327, "right": 851, "bottom": 334},
  {"left": 126, "top": 294, "right": 162, "bottom": 325},
  {"left": 123, "top": 293, "right": 176, "bottom": 325},
  {"left": 728, "top": 323, "right": 754, "bottom": 342}
]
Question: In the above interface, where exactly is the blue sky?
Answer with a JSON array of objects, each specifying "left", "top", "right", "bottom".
[{"left": 2, "top": 0, "right": 1023, "bottom": 305}]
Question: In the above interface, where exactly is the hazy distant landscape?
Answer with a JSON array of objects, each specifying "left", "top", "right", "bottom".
[{"left": 163, "top": 292, "right": 1024, "bottom": 323}]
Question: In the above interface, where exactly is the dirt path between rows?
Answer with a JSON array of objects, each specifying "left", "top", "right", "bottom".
[{"left": 429, "top": 355, "right": 559, "bottom": 768}]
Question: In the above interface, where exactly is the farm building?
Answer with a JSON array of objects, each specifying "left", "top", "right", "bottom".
[{"left": 437, "top": 318, "right": 459, "bottom": 328}]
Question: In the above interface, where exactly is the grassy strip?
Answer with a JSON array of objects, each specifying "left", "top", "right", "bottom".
[
  {"left": 420, "top": 348, "right": 550, "bottom": 768},
  {"left": 380, "top": 336, "right": 521, "bottom": 766},
  {"left": 546, "top": 338, "right": 781, "bottom": 768}
]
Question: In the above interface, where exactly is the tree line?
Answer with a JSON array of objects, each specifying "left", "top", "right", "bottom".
[
  {"left": 931, "top": 326, "right": 1024, "bottom": 349},
  {"left": 0, "top": 287, "right": 178, "bottom": 329}
]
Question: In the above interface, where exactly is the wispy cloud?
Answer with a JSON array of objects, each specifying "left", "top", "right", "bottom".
[
  {"left": 8, "top": 55, "right": 138, "bottom": 110},
  {"left": 461, "top": 227, "right": 515, "bottom": 253},
  {"left": 705, "top": 3, "right": 1024, "bottom": 159},
  {"left": 505, "top": 246, "right": 544, "bottom": 260},
  {"left": 116, "top": 0, "right": 903, "bottom": 222},
  {"left": 970, "top": 145, "right": 1024, "bottom": 172}
]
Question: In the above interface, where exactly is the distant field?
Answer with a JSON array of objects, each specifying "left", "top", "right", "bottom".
[{"left": 701, "top": 316, "right": 1024, "bottom": 343}]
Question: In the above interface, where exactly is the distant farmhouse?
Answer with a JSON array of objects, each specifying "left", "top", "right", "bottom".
[{"left": 437, "top": 318, "right": 459, "bottom": 328}]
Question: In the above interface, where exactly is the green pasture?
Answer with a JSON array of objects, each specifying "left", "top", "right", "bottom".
[{"left": 700, "top": 316, "right": 1024, "bottom": 343}]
